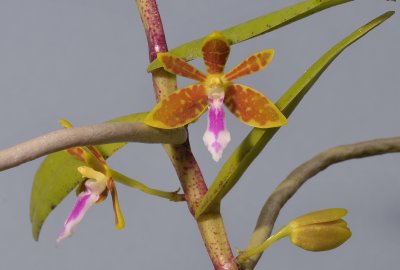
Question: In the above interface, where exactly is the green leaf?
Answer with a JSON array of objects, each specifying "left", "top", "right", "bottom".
[
  {"left": 147, "top": 0, "right": 353, "bottom": 72},
  {"left": 195, "top": 11, "right": 395, "bottom": 219},
  {"left": 30, "top": 112, "right": 147, "bottom": 241}
]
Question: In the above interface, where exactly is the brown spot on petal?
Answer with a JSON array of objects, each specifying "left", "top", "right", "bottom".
[
  {"left": 224, "top": 84, "right": 286, "bottom": 128},
  {"left": 159, "top": 53, "right": 206, "bottom": 81},
  {"left": 224, "top": 49, "right": 274, "bottom": 81},
  {"left": 150, "top": 84, "right": 209, "bottom": 128}
]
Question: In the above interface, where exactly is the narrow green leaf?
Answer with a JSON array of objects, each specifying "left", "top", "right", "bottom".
[
  {"left": 195, "top": 11, "right": 395, "bottom": 219},
  {"left": 30, "top": 112, "right": 147, "bottom": 241},
  {"left": 147, "top": 0, "right": 352, "bottom": 72},
  {"left": 110, "top": 169, "right": 185, "bottom": 202}
]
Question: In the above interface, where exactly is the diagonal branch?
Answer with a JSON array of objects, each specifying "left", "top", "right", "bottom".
[
  {"left": 241, "top": 136, "right": 400, "bottom": 270},
  {"left": 0, "top": 122, "right": 187, "bottom": 171}
]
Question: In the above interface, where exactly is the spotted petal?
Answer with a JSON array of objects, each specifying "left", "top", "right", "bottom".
[
  {"left": 158, "top": 53, "right": 206, "bottom": 82},
  {"left": 201, "top": 32, "right": 230, "bottom": 75},
  {"left": 224, "top": 84, "right": 287, "bottom": 128},
  {"left": 145, "top": 84, "right": 208, "bottom": 129},
  {"left": 223, "top": 49, "right": 274, "bottom": 81}
]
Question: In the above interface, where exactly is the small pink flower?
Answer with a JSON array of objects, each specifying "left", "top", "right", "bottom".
[{"left": 56, "top": 144, "right": 124, "bottom": 245}]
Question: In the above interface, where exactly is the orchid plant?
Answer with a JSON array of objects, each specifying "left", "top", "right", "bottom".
[{"left": 0, "top": 1, "right": 397, "bottom": 270}]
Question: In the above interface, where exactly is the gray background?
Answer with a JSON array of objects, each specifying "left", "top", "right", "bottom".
[{"left": 0, "top": 0, "right": 399, "bottom": 269}]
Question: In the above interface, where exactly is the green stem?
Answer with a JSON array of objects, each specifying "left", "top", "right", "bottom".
[
  {"left": 237, "top": 226, "right": 290, "bottom": 264},
  {"left": 110, "top": 169, "right": 185, "bottom": 202}
]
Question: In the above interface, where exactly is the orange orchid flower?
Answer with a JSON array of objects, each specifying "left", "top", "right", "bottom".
[{"left": 145, "top": 32, "right": 287, "bottom": 161}]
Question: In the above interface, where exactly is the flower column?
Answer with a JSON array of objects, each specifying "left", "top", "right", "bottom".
[{"left": 135, "top": 1, "right": 239, "bottom": 269}]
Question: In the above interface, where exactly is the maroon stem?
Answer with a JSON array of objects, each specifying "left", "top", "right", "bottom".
[
  {"left": 137, "top": 0, "right": 168, "bottom": 62},
  {"left": 135, "top": 1, "right": 239, "bottom": 269}
]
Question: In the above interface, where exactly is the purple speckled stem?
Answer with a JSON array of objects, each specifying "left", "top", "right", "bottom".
[
  {"left": 135, "top": 1, "right": 238, "bottom": 269},
  {"left": 136, "top": 0, "right": 168, "bottom": 62}
]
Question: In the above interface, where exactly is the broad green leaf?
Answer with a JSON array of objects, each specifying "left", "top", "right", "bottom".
[
  {"left": 195, "top": 11, "right": 395, "bottom": 219},
  {"left": 147, "top": 0, "right": 352, "bottom": 72},
  {"left": 30, "top": 112, "right": 147, "bottom": 240}
]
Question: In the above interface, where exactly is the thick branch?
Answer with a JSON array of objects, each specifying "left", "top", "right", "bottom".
[
  {"left": 242, "top": 136, "right": 400, "bottom": 270},
  {"left": 0, "top": 122, "right": 187, "bottom": 171}
]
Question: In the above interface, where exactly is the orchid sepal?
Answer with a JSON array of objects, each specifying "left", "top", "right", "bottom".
[{"left": 224, "top": 84, "right": 287, "bottom": 128}]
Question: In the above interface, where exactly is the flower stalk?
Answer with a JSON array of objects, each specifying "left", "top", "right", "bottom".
[{"left": 238, "top": 226, "right": 290, "bottom": 263}]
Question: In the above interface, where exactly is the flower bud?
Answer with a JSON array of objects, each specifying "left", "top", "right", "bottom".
[
  {"left": 237, "top": 208, "right": 351, "bottom": 264},
  {"left": 287, "top": 208, "right": 351, "bottom": 251}
]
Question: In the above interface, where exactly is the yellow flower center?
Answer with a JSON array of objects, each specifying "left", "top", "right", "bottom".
[{"left": 205, "top": 74, "right": 227, "bottom": 99}]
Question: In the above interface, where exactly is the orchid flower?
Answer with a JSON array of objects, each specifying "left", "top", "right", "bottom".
[
  {"left": 145, "top": 32, "right": 287, "bottom": 161},
  {"left": 56, "top": 121, "right": 124, "bottom": 245}
]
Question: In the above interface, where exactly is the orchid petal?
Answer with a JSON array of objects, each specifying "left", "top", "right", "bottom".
[
  {"left": 223, "top": 49, "right": 274, "bottom": 81},
  {"left": 58, "top": 119, "right": 74, "bottom": 128},
  {"left": 145, "top": 84, "right": 209, "bottom": 128},
  {"left": 56, "top": 180, "right": 105, "bottom": 245},
  {"left": 56, "top": 167, "right": 108, "bottom": 245},
  {"left": 158, "top": 52, "right": 206, "bottom": 82},
  {"left": 203, "top": 97, "right": 231, "bottom": 162},
  {"left": 64, "top": 147, "right": 104, "bottom": 176},
  {"left": 86, "top": 146, "right": 107, "bottom": 166},
  {"left": 77, "top": 166, "right": 108, "bottom": 186},
  {"left": 65, "top": 147, "right": 89, "bottom": 163},
  {"left": 201, "top": 32, "right": 230, "bottom": 75},
  {"left": 224, "top": 84, "right": 287, "bottom": 128}
]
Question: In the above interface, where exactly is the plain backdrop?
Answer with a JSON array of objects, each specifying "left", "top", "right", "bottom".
[{"left": 0, "top": 1, "right": 399, "bottom": 269}]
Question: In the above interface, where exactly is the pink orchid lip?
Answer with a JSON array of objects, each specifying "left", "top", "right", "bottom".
[
  {"left": 203, "top": 96, "right": 231, "bottom": 162},
  {"left": 56, "top": 179, "right": 104, "bottom": 246}
]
